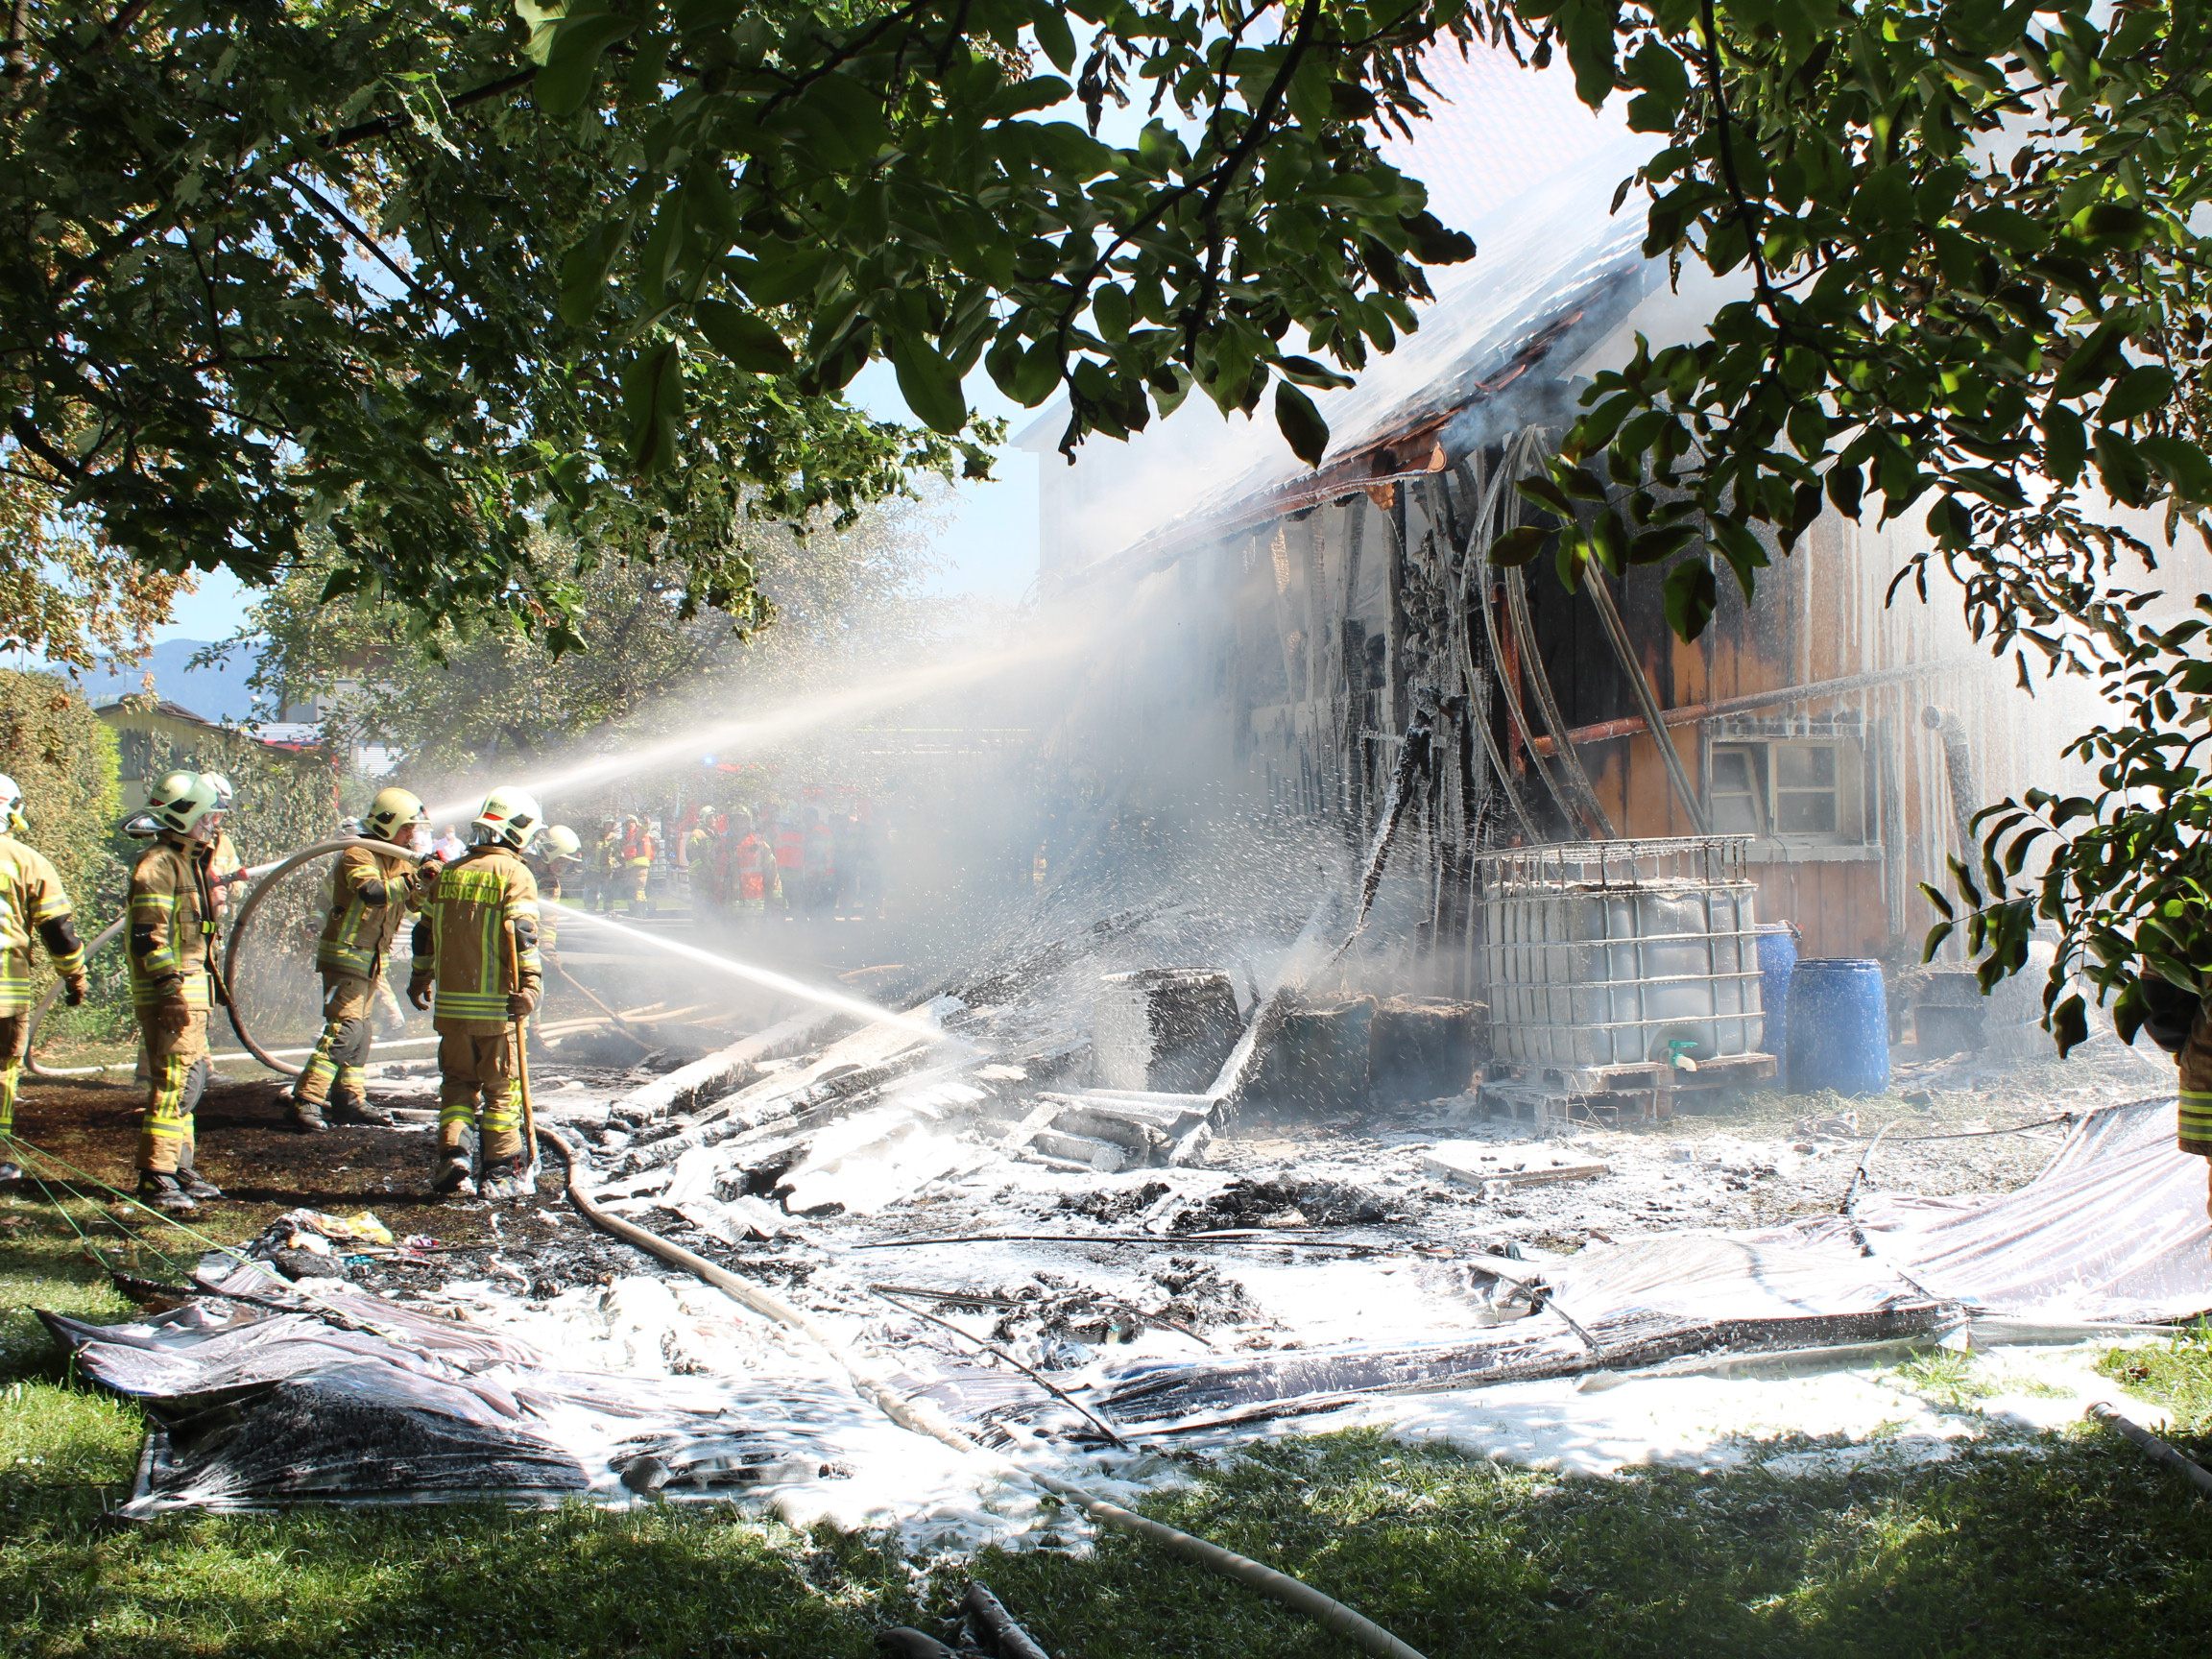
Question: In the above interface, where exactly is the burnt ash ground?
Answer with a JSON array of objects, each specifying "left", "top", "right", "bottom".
[{"left": 10, "top": 1075, "right": 572, "bottom": 1269}]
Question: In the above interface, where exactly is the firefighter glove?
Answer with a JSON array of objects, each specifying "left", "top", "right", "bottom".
[
  {"left": 507, "top": 989, "right": 539, "bottom": 1019},
  {"left": 152, "top": 998, "right": 192, "bottom": 1035},
  {"left": 61, "top": 973, "right": 87, "bottom": 1007},
  {"left": 415, "top": 855, "right": 445, "bottom": 885},
  {"left": 407, "top": 976, "right": 434, "bottom": 1011}
]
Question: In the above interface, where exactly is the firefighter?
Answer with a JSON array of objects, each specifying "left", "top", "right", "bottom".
[
  {"left": 199, "top": 772, "right": 251, "bottom": 918},
  {"left": 0, "top": 776, "right": 88, "bottom": 1186},
  {"left": 765, "top": 802, "right": 803, "bottom": 917},
  {"left": 527, "top": 824, "right": 584, "bottom": 957},
  {"left": 617, "top": 813, "right": 656, "bottom": 914},
  {"left": 2141, "top": 972, "right": 2212, "bottom": 1217},
  {"left": 721, "top": 807, "right": 780, "bottom": 926},
  {"left": 127, "top": 771, "right": 227, "bottom": 1213},
  {"left": 685, "top": 809, "right": 723, "bottom": 922},
  {"left": 289, "top": 787, "right": 442, "bottom": 1133},
  {"left": 408, "top": 786, "right": 543, "bottom": 1200},
  {"left": 590, "top": 818, "right": 620, "bottom": 912}
]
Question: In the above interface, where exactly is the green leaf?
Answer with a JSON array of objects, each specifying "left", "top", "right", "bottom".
[
  {"left": 2092, "top": 425, "right": 2152, "bottom": 507},
  {"left": 558, "top": 222, "right": 622, "bottom": 328},
  {"left": 2142, "top": 434, "right": 2212, "bottom": 503},
  {"left": 1918, "top": 880, "right": 1955, "bottom": 921},
  {"left": 1628, "top": 524, "right": 1698, "bottom": 565},
  {"left": 1488, "top": 525, "right": 1547, "bottom": 567},
  {"left": 889, "top": 334, "right": 967, "bottom": 434},
  {"left": 1515, "top": 475, "right": 1575, "bottom": 517},
  {"left": 2100, "top": 365, "right": 2176, "bottom": 425},
  {"left": 622, "top": 339, "right": 685, "bottom": 477},
  {"left": 1662, "top": 558, "right": 1718, "bottom": 639},
  {"left": 2051, "top": 991, "right": 2088, "bottom": 1054},
  {"left": 2041, "top": 405, "right": 2086, "bottom": 486},
  {"left": 535, "top": 12, "right": 637, "bottom": 116},
  {"left": 693, "top": 300, "right": 794, "bottom": 373},
  {"left": 1561, "top": 0, "right": 1621, "bottom": 108},
  {"left": 1274, "top": 380, "right": 1329, "bottom": 467},
  {"left": 1922, "top": 920, "right": 1956, "bottom": 962},
  {"left": 1030, "top": 1, "right": 1077, "bottom": 72}
]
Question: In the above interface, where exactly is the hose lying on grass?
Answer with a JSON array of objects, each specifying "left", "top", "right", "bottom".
[
  {"left": 2087, "top": 1402, "right": 2212, "bottom": 1496},
  {"left": 541, "top": 1124, "right": 1430, "bottom": 1659}
]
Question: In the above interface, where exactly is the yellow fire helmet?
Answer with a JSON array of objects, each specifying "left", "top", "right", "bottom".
[
  {"left": 469, "top": 785, "right": 542, "bottom": 851},
  {"left": 0, "top": 773, "right": 24, "bottom": 834},
  {"left": 146, "top": 771, "right": 223, "bottom": 838},
  {"left": 539, "top": 824, "right": 584, "bottom": 866},
  {"left": 363, "top": 785, "right": 428, "bottom": 844}
]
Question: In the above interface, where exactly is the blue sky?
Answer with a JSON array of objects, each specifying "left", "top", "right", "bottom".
[{"left": 150, "top": 367, "right": 1043, "bottom": 646}]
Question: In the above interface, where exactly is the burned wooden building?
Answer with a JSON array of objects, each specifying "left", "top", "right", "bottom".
[{"left": 1021, "top": 56, "right": 2096, "bottom": 1006}]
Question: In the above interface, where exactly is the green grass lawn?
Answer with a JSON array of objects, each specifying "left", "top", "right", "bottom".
[{"left": 6, "top": 1190, "right": 2212, "bottom": 1658}]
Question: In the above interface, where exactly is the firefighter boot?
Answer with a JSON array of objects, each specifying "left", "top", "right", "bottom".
[
  {"left": 329, "top": 1095, "right": 395, "bottom": 1126},
  {"left": 478, "top": 1156, "right": 529, "bottom": 1203},
  {"left": 433, "top": 1150, "right": 474, "bottom": 1196},
  {"left": 175, "top": 1145, "right": 222, "bottom": 1202},
  {"left": 286, "top": 1089, "right": 330, "bottom": 1134},
  {"left": 137, "top": 1170, "right": 197, "bottom": 1214}
]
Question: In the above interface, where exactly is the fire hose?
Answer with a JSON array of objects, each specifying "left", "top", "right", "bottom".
[
  {"left": 221, "top": 836, "right": 426, "bottom": 1077},
  {"left": 541, "top": 1124, "right": 1429, "bottom": 1659},
  {"left": 25, "top": 838, "right": 427, "bottom": 1081}
]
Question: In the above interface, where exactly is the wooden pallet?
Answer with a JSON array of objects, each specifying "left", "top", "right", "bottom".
[{"left": 1478, "top": 1051, "right": 1777, "bottom": 1126}]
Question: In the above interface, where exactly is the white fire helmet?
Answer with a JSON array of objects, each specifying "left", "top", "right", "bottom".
[
  {"left": 363, "top": 785, "right": 429, "bottom": 847},
  {"left": 540, "top": 824, "right": 583, "bottom": 866},
  {"left": 469, "top": 785, "right": 542, "bottom": 851},
  {"left": 146, "top": 771, "right": 224, "bottom": 839},
  {"left": 201, "top": 771, "right": 235, "bottom": 809},
  {"left": 0, "top": 774, "right": 23, "bottom": 835}
]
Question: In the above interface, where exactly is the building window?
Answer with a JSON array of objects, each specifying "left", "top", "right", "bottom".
[{"left": 1708, "top": 735, "right": 1864, "bottom": 846}]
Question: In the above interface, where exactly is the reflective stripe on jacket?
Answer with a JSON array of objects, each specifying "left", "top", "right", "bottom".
[
  {"left": 128, "top": 838, "right": 212, "bottom": 1011},
  {"left": 0, "top": 835, "right": 79, "bottom": 1015},
  {"left": 314, "top": 845, "right": 420, "bottom": 979},
  {"left": 413, "top": 847, "right": 541, "bottom": 1033}
]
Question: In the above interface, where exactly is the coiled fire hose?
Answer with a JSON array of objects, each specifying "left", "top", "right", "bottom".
[
  {"left": 222, "top": 836, "right": 426, "bottom": 1076},
  {"left": 26, "top": 837, "right": 424, "bottom": 1080},
  {"left": 541, "top": 1125, "right": 1430, "bottom": 1659}
]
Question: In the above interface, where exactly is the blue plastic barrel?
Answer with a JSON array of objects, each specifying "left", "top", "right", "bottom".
[
  {"left": 1786, "top": 958, "right": 1890, "bottom": 1096},
  {"left": 1754, "top": 923, "right": 1799, "bottom": 1069}
]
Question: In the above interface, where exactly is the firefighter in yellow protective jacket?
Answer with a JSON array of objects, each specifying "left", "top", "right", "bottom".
[
  {"left": 0, "top": 776, "right": 88, "bottom": 1186},
  {"left": 525, "top": 825, "right": 583, "bottom": 959},
  {"left": 289, "top": 786, "right": 443, "bottom": 1133},
  {"left": 409, "top": 786, "right": 543, "bottom": 1200},
  {"left": 128, "top": 771, "right": 227, "bottom": 1213},
  {"left": 2141, "top": 969, "right": 2212, "bottom": 1218}
]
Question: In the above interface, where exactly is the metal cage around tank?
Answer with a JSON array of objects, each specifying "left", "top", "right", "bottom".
[{"left": 1478, "top": 836, "right": 1767, "bottom": 1070}]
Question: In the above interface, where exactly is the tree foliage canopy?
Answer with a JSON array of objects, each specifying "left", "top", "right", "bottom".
[
  {"left": 1481, "top": 0, "right": 2212, "bottom": 1041},
  {"left": 2, "top": 0, "right": 1479, "bottom": 637},
  {"left": 12, "top": 0, "right": 2212, "bottom": 1032}
]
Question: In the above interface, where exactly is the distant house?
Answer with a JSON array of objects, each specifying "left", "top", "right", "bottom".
[{"left": 93, "top": 697, "right": 332, "bottom": 814}]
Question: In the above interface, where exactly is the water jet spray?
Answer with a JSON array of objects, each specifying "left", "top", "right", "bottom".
[{"left": 543, "top": 903, "right": 956, "bottom": 1044}]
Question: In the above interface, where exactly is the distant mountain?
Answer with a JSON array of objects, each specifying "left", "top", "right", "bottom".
[{"left": 76, "top": 638, "right": 267, "bottom": 724}]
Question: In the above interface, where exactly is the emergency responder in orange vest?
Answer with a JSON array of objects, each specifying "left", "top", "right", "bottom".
[
  {"left": 128, "top": 771, "right": 227, "bottom": 1213},
  {"left": 0, "top": 776, "right": 88, "bottom": 1186},
  {"left": 290, "top": 786, "right": 442, "bottom": 1133},
  {"left": 721, "top": 807, "right": 780, "bottom": 924},
  {"left": 409, "top": 786, "right": 543, "bottom": 1200},
  {"left": 527, "top": 824, "right": 583, "bottom": 958},
  {"left": 617, "top": 813, "right": 656, "bottom": 914}
]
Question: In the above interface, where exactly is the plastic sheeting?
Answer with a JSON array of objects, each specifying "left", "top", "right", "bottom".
[
  {"left": 41, "top": 1100, "right": 2211, "bottom": 1514},
  {"left": 46, "top": 1261, "right": 853, "bottom": 1517},
  {"left": 1856, "top": 1094, "right": 2212, "bottom": 1323}
]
